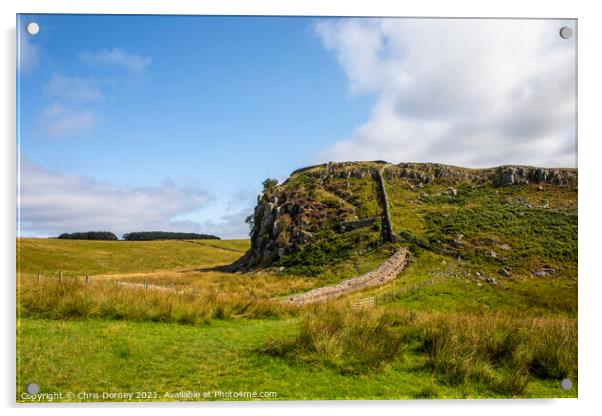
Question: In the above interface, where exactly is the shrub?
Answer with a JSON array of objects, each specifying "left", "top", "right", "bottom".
[
  {"left": 262, "top": 178, "right": 278, "bottom": 195},
  {"left": 278, "top": 229, "right": 378, "bottom": 276}
]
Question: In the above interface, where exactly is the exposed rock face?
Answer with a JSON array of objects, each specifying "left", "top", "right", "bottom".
[
  {"left": 380, "top": 163, "right": 577, "bottom": 188},
  {"left": 230, "top": 186, "right": 355, "bottom": 270},
  {"left": 493, "top": 166, "right": 577, "bottom": 187},
  {"left": 385, "top": 163, "right": 471, "bottom": 184}
]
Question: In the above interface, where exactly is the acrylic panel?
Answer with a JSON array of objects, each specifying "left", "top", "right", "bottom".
[{"left": 16, "top": 14, "right": 577, "bottom": 402}]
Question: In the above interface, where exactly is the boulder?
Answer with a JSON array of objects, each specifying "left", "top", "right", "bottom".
[
  {"left": 445, "top": 187, "right": 458, "bottom": 196},
  {"left": 533, "top": 267, "right": 557, "bottom": 277},
  {"left": 499, "top": 268, "right": 511, "bottom": 277}
]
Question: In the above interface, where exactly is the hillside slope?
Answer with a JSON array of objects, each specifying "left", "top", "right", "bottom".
[
  {"left": 233, "top": 161, "right": 577, "bottom": 286},
  {"left": 17, "top": 238, "right": 250, "bottom": 277}
]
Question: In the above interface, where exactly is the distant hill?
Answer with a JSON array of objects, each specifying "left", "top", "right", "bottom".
[
  {"left": 122, "top": 231, "right": 220, "bottom": 241},
  {"left": 17, "top": 238, "right": 248, "bottom": 276}
]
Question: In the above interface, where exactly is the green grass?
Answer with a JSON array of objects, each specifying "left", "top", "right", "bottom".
[
  {"left": 346, "top": 250, "right": 577, "bottom": 318},
  {"left": 17, "top": 317, "right": 576, "bottom": 402},
  {"left": 181, "top": 239, "right": 250, "bottom": 253},
  {"left": 17, "top": 238, "right": 250, "bottom": 278},
  {"left": 290, "top": 163, "right": 576, "bottom": 285},
  {"left": 16, "top": 236, "right": 577, "bottom": 401},
  {"left": 277, "top": 228, "right": 384, "bottom": 279},
  {"left": 260, "top": 304, "right": 576, "bottom": 398},
  {"left": 423, "top": 185, "right": 577, "bottom": 277}
]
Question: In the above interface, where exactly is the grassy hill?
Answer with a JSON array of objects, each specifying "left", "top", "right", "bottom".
[
  {"left": 266, "top": 162, "right": 577, "bottom": 283},
  {"left": 270, "top": 162, "right": 578, "bottom": 317},
  {"left": 17, "top": 238, "right": 250, "bottom": 277}
]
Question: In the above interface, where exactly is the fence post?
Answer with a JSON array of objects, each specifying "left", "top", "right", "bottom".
[
  {"left": 37, "top": 271, "right": 41, "bottom": 283},
  {"left": 85, "top": 275, "right": 89, "bottom": 285},
  {"left": 144, "top": 280, "right": 148, "bottom": 291},
  {"left": 59, "top": 271, "right": 63, "bottom": 283}
]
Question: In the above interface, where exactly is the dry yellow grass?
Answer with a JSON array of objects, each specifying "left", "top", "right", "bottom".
[{"left": 18, "top": 273, "right": 309, "bottom": 324}]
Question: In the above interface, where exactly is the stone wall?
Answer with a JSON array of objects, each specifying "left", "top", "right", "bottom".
[
  {"left": 376, "top": 167, "right": 395, "bottom": 243},
  {"left": 283, "top": 247, "right": 408, "bottom": 304},
  {"left": 337, "top": 216, "right": 381, "bottom": 232}
]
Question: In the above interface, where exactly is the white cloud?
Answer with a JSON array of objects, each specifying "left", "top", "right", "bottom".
[
  {"left": 38, "top": 103, "right": 96, "bottom": 137},
  {"left": 196, "top": 210, "right": 253, "bottom": 240},
  {"left": 18, "top": 161, "right": 215, "bottom": 238},
  {"left": 314, "top": 18, "right": 576, "bottom": 168},
  {"left": 45, "top": 74, "right": 103, "bottom": 102},
  {"left": 80, "top": 48, "right": 152, "bottom": 74}
]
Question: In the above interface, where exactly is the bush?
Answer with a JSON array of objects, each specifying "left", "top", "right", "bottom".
[{"left": 278, "top": 229, "right": 378, "bottom": 276}]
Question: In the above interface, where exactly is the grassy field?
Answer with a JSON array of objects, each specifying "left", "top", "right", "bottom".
[
  {"left": 17, "top": 238, "right": 250, "bottom": 278},
  {"left": 17, "top": 316, "right": 575, "bottom": 402}
]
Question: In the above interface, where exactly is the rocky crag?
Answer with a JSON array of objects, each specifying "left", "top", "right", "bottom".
[{"left": 229, "top": 161, "right": 577, "bottom": 271}]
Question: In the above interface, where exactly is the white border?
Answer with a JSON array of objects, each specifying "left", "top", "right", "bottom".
[{"left": 2, "top": 1, "right": 601, "bottom": 416}]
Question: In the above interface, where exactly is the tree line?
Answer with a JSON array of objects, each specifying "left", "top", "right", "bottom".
[
  {"left": 57, "top": 231, "right": 118, "bottom": 240},
  {"left": 122, "top": 232, "right": 220, "bottom": 241},
  {"left": 57, "top": 231, "right": 220, "bottom": 241}
]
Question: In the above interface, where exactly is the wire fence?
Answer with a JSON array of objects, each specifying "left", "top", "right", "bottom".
[{"left": 352, "top": 277, "right": 442, "bottom": 308}]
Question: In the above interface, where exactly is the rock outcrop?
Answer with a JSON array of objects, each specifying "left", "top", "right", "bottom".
[
  {"left": 492, "top": 166, "right": 577, "bottom": 187},
  {"left": 229, "top": 186, "right": 356, "bottom": 270}
]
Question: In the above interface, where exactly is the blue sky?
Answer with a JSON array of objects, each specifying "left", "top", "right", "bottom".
[{"left": 17, "top": 15, "right": 576, "bottom": 238}]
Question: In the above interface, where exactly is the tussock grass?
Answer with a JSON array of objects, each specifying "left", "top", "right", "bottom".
[
  {"left": 419, "top": 313, "right": 577, "bottom": 386},
  {"left": 19, "top": 277, "right": 299, "bottom": 324},
  {"left": 261, "top": 302, "right": 413, "bottom": 373},
  {"left": 260, "top": 304, "right": 576, "bottom": 396}
]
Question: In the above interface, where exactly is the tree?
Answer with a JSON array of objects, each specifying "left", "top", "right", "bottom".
[{"left": 262, "top": 178, "right": 278, "bottom": 194}]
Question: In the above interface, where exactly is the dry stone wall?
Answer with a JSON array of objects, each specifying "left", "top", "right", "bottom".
[{"left": 283, "top": 247, "right": 408, "bottom": 304}]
